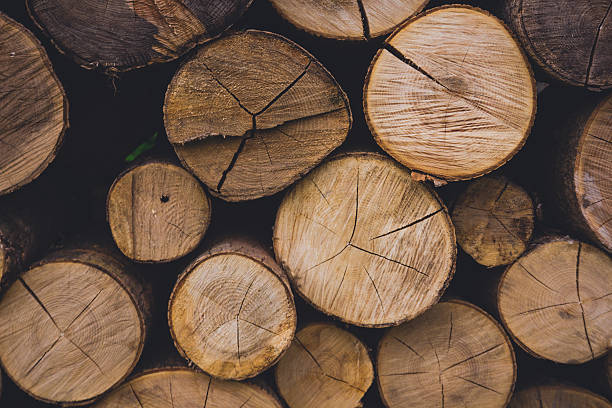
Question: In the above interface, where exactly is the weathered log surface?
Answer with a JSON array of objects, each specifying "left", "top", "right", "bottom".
[{"left": 509, "top": 385, "right": 612, "bottom": 408}]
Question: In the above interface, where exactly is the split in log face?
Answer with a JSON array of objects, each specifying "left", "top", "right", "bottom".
[
  {"left": 498, "top": 239, "right": 612, "bottom": 364},
  {"left": 377, "top": 300, "right": 516, "bottom": 408},
  {"left": 364, "top": 5, "right": 536, "bottom": 181},
  {"left": 93, "top": 367, "right": 283, "bottom": 408},
  {"left": 164, "top": 30, "right": 351, "bottom": 202},
  {"left": 0, "top": 248, "right": 149, "bottom": 405},
  {"left": 168, "top": 239, "right": 297, "bottom": 380},
  {"left": 107, "top": 161, "right": 211, "bottom": 263},
  {"left": 269, "top": 0, "right": 429, "bottom": 40},
  {"left": 26, "top": 0, "right": 253, "bottom": 71},
  {"left": 275, "top": 323, "right": 374, "bottom": 408},
  {"left": 0, "top": 13, "right": 67, "bottom": 196},
  {"left": 274, "top": 152, "right": 456, "bottom": 327},
  {"left": 452, "top": 176, "right": 535, "bottom": 268},
  {"left": 509, "top": 385, "right": 612, "bottom": 408},
  {"left": 504, "top": 0, "right": 612, "bottom": 90}
]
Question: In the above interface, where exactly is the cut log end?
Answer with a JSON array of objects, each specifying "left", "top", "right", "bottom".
[
  {"left": 107, "top": 161, "right": 211, "bottom": 263},
  {"left": 274, "top": 152, "right": 456, "bottom": 327},
  {"left": 498, "top": 239, "right": 612, "bottom": 364},
  {"left": 364, "top": 5, "right": 536, "bottom": 181},
  {"left": 275, "top": 323, "right": 374, "bottom": 408},
  {"left": 0, "top": 12, "right": 67, "bottom": 196},
  {"left": 452, "top": 176, "right": 535, "bottom": 267},
  {"left": 164, "top": 30, "right": 351, "bottom": 202},
  {"left": 169, "top": 239, "right": 297, "bottom": 380},
  {"left": 509, "top": 385, "right": 612, "bottom": 408},
  {"left": 0, "top": 248, "right": 148, "bottom": 405}
]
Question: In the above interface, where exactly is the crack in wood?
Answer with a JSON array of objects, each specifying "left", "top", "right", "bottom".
[
  {"left": 355, "top": 0, "right": 371, "bottom": 40},
  {"left": 254, "top": 60, "right": 312, "bottom": 116},
  {"left": 493, "top": 181, "right": 509, "bottom": 204},
  {"left": 513, "top": 301, "right": 578, "bottom": 317},
  {"left": 442, "top": 343, "right": 503, "bottom": 372},
  {"left": 575, "top": 243, "right": 595, "bottom": 359},
  {"left": 18, "top": 277, "right": 60, "bottom": 330},
  {"left": 380, "top": 371, "right": 429, "bottom": 376},
  {"left": 325, "top": 373, "right": 367, "bottom": 393},
  {"left": 305, "top": 244, "right": 348, "bottom": 272},
  {"left": 447, "top": 312, "right": 453, "bottom": 352},
  {"left": 350, "top": 244, "right": 428, "bottom": 276},
  {"left": 392, "top": 336, "right": 425, "bottom": 360},
  {"left": 585, "top": 0, "right": 612, "bottom": 86},
  {"left": 363, "top": 265, "right": 384, "bottom": 312},
  {"left": 349, "top": 166, "right": 359, "bottom": 244},
  {"left": 169, "top": 376, "right": 175, "bottom": 408},
  {"left": 25, "top": 336, "right": 61, "bottom": 376},
  {"left": 65, "top": 336, "right": 107, "bottom": 377},
  {"left": 238, "top": 395, "right": 252, "bottom": 408},
  {"left": 63, "top": 289, "right": 103, "bottom": 332},
  {"left": 330, "top": 266, "right": 348, "bottom": 308},
  {"left": 201, "top": 62, "right": 253, "bottom": 115},
  {"left": 130, "top": 384, "right": 145, "bottom": 408},
  {"left": 454, "top": 375, "right": 502, "bottom": 394},
  {"left": 310, "top": 178, "right": 330, "bottom": 206},
  {"left": 371, "top": 208, "right": 443, "bottom": 240},
  {"left": 240, "top": 318, "right": 282, "bottom": 337},
  {"left": 202, "top": 376, "right": 212, "bottom": 408},
  {"left": 517, "top": 262, "right": 557, "bottom": 293}
]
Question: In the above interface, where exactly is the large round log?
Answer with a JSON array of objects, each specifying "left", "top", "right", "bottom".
[
  {"left": 164, "top": 30, "right": 351, "bottom": 202},
  {"left": 26, "top": 0, "right": 253, "bottom": 72},
  {"left": 0, "top": 247, "right": 151, "bottom": 405},
  {"left": 0, "top": 12, "right": 67, "bottom": 196},
  {"left": 509, "top": 385, "right": 612, "bottom": 408},
  {"left": 498, "top": 238, "right": 612, "bottom": 364},
  {"left": 364, "top": 5, "right": 536, "bottom": 181},
  {"left": 274, "top": 152, "right": 455, "bottom": 327}
]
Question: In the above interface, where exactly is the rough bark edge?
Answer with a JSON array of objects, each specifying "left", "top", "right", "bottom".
[
  {"left": 363, "top": 4, "right": 537, "bottom": 182},
  {"left": 513, "top": 384, "right": 612, "bottom": 407}
]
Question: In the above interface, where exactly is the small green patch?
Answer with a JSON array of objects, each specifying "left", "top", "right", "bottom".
[{"left": 125, "top": 132, "right": 159, "bottom": 163}]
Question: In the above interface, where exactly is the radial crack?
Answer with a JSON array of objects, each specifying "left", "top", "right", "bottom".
[
  {"left": 19, "top": 277, "right": 60, "bottom": 330},
  {"left": 349, "top": 166, "right": 359, "bottom": 243},
  {"left": 585, "top": 0, "right": 612, "bottom": 86},
  {"left": 517, "top": 262, "right": 557, "bottom": 293},
  {"left": 442, "top": 344, "right": 503, "bottom": 372},
  {"left": 240, "top": 318, "right": 282, "bottom": 336},
  {"left": 350, "top": 244, "right": 428, "bottom": 276},
  {"left": 239, "top": 396, "right": 252, "bottom": 408},
  {"left": 326, "top": 373, "right": 366, "bottom": 393},
  {"left": 310, "top": 178, "right": 330, "bottom": 206},
  {"left": 254, "top": 60, "right": 312, "bottom": 116},
  {"left": 372, "top": 209, "right": 443, "bottom": 240},
  {"left": 25, "top": 336, "right": 61, "bottom": 376},
  {"left": 513, "top": 302, "right": 578, "bottom": 316},
  {"left": 493, "top": 181, "right": 509, "bottom": 204},
  {"left": 392, "top": 336, "right": 425, "bottom": 360},
  {"left": 356, "top": 0, "right": 371, "bottom": 40},
  {"left": 66, "top": 336, "right": 106, "bottom": 377},
  {"left": 217, "top": 117, "right": 256, "bottom": 192},
  {"left": 202, "top": 62, "right": 253, "bottom": 115},
  {"left": 492, "top": 213, "right": 527, "bottom": 244},
  {"left": 363, "top": 265, "right": 384, "bottom": 312},
  {"left": 64, "top": 289, "right": 103, "bottom": 332},
  {"left": 169, "top": 376, "right": 176, "bottom": 408},
  {"left": 330, "top": 266, "right": 348, "bottom": 308},
  {"left": 576, "top": 243, "right": 595, "bottom": 359},
  {"left": 305, "top": 244, "right": 348, "bottom": 272},
  {"left": 381, "top": 371, "right": 428, "bottom": 376},
  {"left": 294, "top": 337, "right": 323, "bottom": 371},
  {"left": 455, "top": 376, "right": 502, "bottom": 394},
  {"left": 130, "top": 385, "right": 145, "bottom": 408},
  {"left": 202, "top": 377, "right": 212, "bottom": 408},
  {"left": 447, "top": 312, "right": 453, "bottom": 352}
]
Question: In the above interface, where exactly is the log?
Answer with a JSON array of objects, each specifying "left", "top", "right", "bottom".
[
  {"left": 274, "top": 152, "right": 456, "bottom": 327},
  {"left": 26, "top": 0, "right": 253, "bottom": 72},
  {"left": 275, "top": 322, "right": 374, "bottom": 408},
  {"left": 452, "top": 175, "right": 535, "bottom": 268},
  {"left": 509, "top": 385, "right": 612, "bottom": 408},
  {"left": 364, "top": 5, "right": 536, "bottom": 181},
  {"left": 106, "top": 160, "right": 211, "bottom": 263},
  {"left": 0, "top": 246, "right": 152, "bottom": 405},
  {"left": 164, "top": 30, "right": 351, "bottom": 202},
  {"left": 269, "top": 0, "right": 429, "bottom": 40},
  {"left": 168, "top": 238, "right": 297, "bottom": 380},
  {"left": 0, "top": 12, "right": 67, "bottom": 196},
  {"left": 497, "top": 238, "right": 612, "bottom": 364},
  {"left": 503, "top": 0, "right": 612, "bottom": 91}
]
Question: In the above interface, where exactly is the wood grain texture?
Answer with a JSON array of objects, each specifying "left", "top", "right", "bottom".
[
  {"left": 269, "top": 0, "right": 429, "bottom": 40},
  {"left": 275, "top": 323, "right": 373, "bottom": 408},
  {"left": 169, "top": 238, "right": 296, "bottom": 380},
  {"left": 377, "top": 300, "right": 516, "bottom": 408},
  {"left": 274, "top": 152, "right": 455, "bottom": 327},
  {"left": 509, "top": 385, "right": 612, "bottom": 408},
  {"left": 93, "top": 367, "right": 283, "bottom": 408},
  {"left": 0, "top": 12, "right": 67, "bottom": 196},
  {"left": 164, "top": 30, "right": 351, "bottom": 202},
  {"left": 26, "top": 0, "right": 253, "bottom": 72},
  {"left": 498, "top": 238, "right": 612, "bottom": 364},
  {"left": 364, "top": 5, "right": 536, "bottom": 181},
  {"left": 504, "top": 0, "right": 612, "bottom": 90},
  {"left": 107, "top": 160, "right": 211, "bottom": 263},
  {"left": 0, "top": 247, "right": 150, "bottom": 405},
  {"left": 452, "top": 175, "right": 535, "bottom": 267}
]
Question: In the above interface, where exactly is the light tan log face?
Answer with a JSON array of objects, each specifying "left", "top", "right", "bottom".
[
  {"left": 509, "top": 385, "right": 612, "bottom": 408},
  {"left": 364, "top": 5, "right": 535, "bottom": 181},
  {"left": 164, "top": 30, "right": 351, "bottom": 202},
  {"left": 452, "top": 176, "right": 534, "bottom": 267},
  {"left": 498, "top": 239, "right": 612, "bottom": 364},
  {"left": 107, "top": 161, "right": 211, "bottom": 263},
  {"left": 275, "top": 323, "right": 374, "bottom": 408},
  {"left": 274, "top": 152, "right": 455, "bottom": 327},
  {"left": 0, "top": 13, "right": 67, "bottom": 196},
  {"left": 93, "top": 368, "right": 283, "bottom": 408}
]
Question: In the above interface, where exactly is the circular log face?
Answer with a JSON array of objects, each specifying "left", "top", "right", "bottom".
[
  {"left": 93, "top": 368, "right": 283, "bottom": 408},
  {"left": 377, "top": 300, "right": 516, "bottom": 408},
  {"left": 164, "top": 30, "right": 351, "bottom": 202},
  {"left": 498, "top": 239, "right": 612, "bottom": 364},
  {"left": 0, "top": 260, "right": 144, "bottom": 404},
  {"left": 107, "top": 161, "right": 211, "bottom": 263},
  {"left": 452, "top": 176, "right": 534, "bottom": 267},
  {"left": 575, "top": 94, "right": 612, "bottom": 251},
  {"left": 26, "top": 0, "right": 252, "bottom": 71},
  {"left": 0, "top": 13, "right": 66, "bottom": 196},
  {"left": 275, "top": 323, "right": 374, "bottom": 408},
  {"left": 364, "top": 5, "right": 535, "bottom": 181},
  {"left": 269, "top": 0, "right": 429, "bottom": 40},
  {"left": 274, "top": 152, "right": 455, "bottom": 327},
  {"left": 509, "top": 385, "right": 612, "bottom": 408}
]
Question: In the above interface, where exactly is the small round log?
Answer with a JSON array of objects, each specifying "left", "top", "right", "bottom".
[
  {"left": 168, "top": 238, "right": 297, "bottom": 380},
  {"left": 26, "top": 0, "right": 253, "bottom": 72},
  {"left": 452, "top": 175, "right": 535, "bottom": 267},
  {"left": 275, "top": 323, "right": 374, "bottom": 408},
  {"left": 274, "top": 152, "right": 455, "bottom": 327},
  {"left": 269, "top": 0, "right": 429, "bottom": 40},
  {"left": 0, "top": 12, "right": 67, "bottom": 196},
  {"left": 509, "top": 385, "right": 612, "bottom": 408},
  {"left": 0, "top": 247, "right": 151, "bottom": 405},
  {"left": 498, "top": 238, "right": 612, "bottom": 364},
  {"left": 107, "top": 160, "right": 211, "bottom": 263},
  {"left": 364, "top": 5, "right": 536, "bottom": 181},
  {"left": 164, "top": 30, "right": 351, "bottom": 202},
  {"left": 503, "top": 0, "right": 612, "bottom": 91}
]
